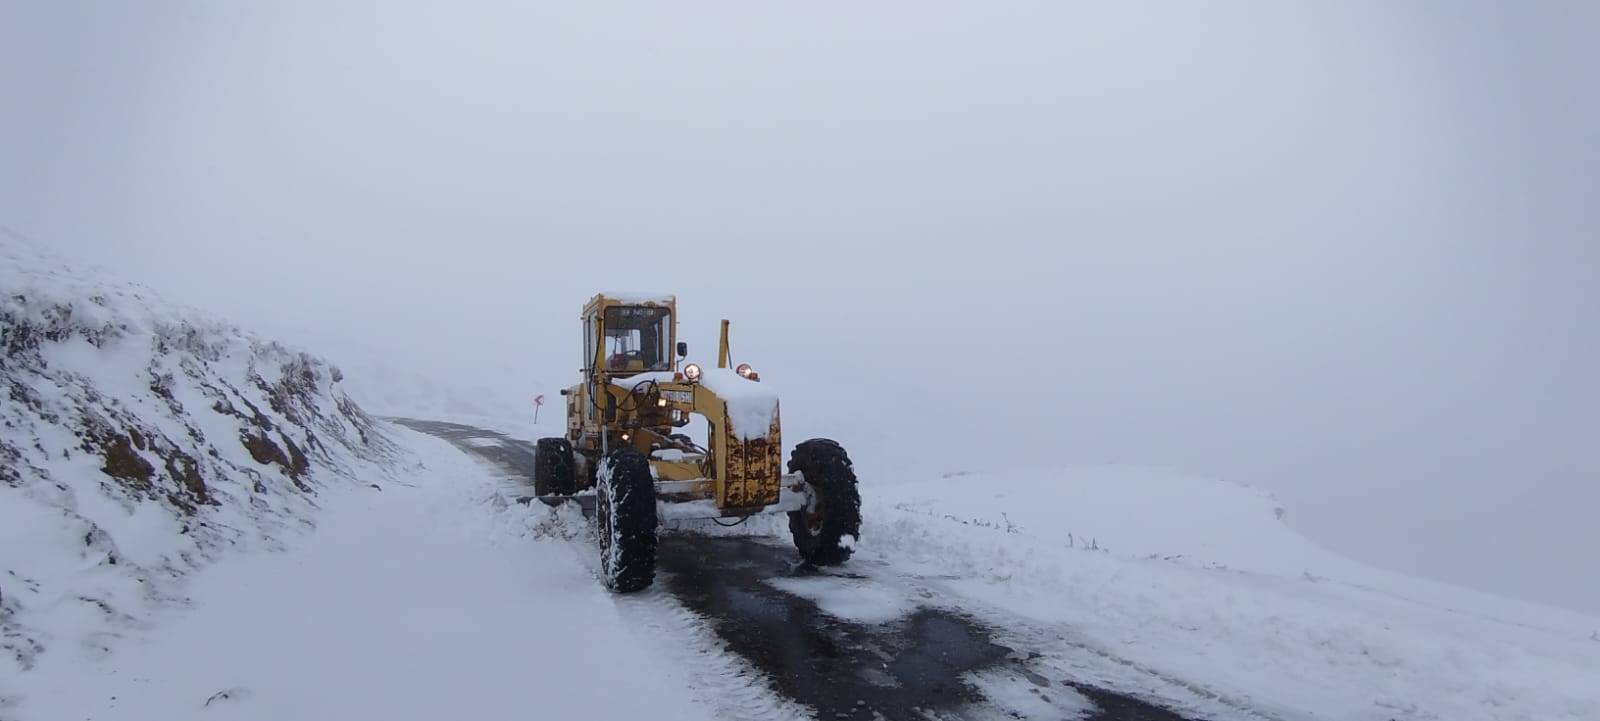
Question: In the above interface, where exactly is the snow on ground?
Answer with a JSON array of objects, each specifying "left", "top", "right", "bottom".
[
  {"left": 0, "top": 240, "right": 802, "bottom": 721},
  {"left": 311, "top": 366, "right": 1600, "bottom": 721},
  {"left": 10, "top": 234, "right": 1595, "bottom": 721},
  {"left": 0, "top": 239, "right": 726, "bottom": 721},
  {"left": 14, "top": 430, "right": 713, "bottom": 721},
  {"left": 764, "top": 576, "right": 919, "bottom": 625},
  {"left": 855, "top": 467, "right": 1600, "bottom": 721},
  {"left": 1, "top": 237, "right": 401, "bottom": 716}
]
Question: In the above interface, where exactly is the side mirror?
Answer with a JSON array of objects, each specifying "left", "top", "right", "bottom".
[{"left": 676, "top": 342, "right": 688, "bottom": 358}]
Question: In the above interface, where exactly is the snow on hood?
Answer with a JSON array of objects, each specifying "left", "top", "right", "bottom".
[
  {"left": 603, "top": 368, "right": 778, "bottom": 441},
  {"left": 697, "top": 367, "right": 778, "bottom": 441}
]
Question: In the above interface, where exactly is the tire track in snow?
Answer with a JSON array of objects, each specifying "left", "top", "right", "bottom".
[
  {"left": 655, "top": 535, "right": 1043, "bottom": 721},
  {"left": 396, "top": 418, "right": 810, "bottom": 721}
]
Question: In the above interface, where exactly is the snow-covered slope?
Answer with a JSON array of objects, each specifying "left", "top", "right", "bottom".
[
  {"left": 11, "top": 431, "right": 731, "bottom": 721},
  {"left": 0, "top": 242, "right": 748, "bottom": 721},
  {"left": 0, "top": 238, "right": 398, "bottom": 711},
  {"left": 859, "top": 468, "right": 1600, "bottom": 721}
]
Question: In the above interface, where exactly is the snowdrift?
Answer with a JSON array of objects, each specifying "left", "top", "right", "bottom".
[
  {"left": 864, "top": 467, "right": 1600, "bottom": 721},
  {"left": 0, "top": 238, "right": 398, "bottom": 696}
]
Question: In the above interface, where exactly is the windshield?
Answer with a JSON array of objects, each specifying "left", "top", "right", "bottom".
[{"left": 602, "top": 306, "right": 672, "bottom": 373}]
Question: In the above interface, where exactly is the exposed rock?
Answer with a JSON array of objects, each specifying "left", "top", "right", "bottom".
[{"left": 93, "top": 432, "right": 155, "bottom": 490}]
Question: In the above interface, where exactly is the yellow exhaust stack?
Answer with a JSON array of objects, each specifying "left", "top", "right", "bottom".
[{"left": 718, "top": 318, "right": 731, "bottom": 369}]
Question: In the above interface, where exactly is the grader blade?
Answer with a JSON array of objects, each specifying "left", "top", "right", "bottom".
[{"left": 524, "top": 493, "right": 596, "bottom": 515}]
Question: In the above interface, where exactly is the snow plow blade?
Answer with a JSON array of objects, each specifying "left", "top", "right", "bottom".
[{"left": 519, "top": 492, "right": 597, "bottom": 515}]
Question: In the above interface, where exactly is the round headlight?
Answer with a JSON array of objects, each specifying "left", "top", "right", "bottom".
[
  {"left": 735, "top": 362, "right": 755, "bottom": 379},
  {"left": 683, "top": 363, "right": 702, "bottom": 381}
]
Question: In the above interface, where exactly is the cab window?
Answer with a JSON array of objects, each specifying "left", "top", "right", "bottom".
[{"left": 602, "top": 306, "right": 671, "bottom": 373}]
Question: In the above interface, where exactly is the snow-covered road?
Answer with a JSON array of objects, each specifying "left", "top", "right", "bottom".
[
  {"left": 15, "top": 415, "right": 1597, "bottom": 721},
  {"left": 17, "top": 431, "right": 711, "bottom": 721},
  {"left": 402, "top": 418, "right": 1230, "bottom": 721},
  {"left": 404, "top": 419, "right": 1600, "bottom": 721}
]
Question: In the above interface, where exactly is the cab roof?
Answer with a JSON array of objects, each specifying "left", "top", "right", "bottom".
[{"left": 584, "top": 292, "right": 676, "bottom": 316}]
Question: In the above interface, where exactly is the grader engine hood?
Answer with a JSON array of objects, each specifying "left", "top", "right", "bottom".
[
  {"left": 697, "top": 368, "right": 783, "bottom": 510},
  {"left": 601, "top": 366, "right": 783, "bottom": 513}
]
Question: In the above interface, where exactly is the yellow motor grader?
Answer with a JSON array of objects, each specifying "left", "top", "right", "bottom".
[{"left": 536, "top": 293, "right": 860, "bottom": 592}]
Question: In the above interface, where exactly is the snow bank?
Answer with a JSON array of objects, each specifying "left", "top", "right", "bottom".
[
  {"left": 0, "top": 237, "right": 399, "bottom": 707},
  {"left": 882, "top": 466, "right": 1299, "bottom": 574},
  {"left": 863, "top": 465, "right": 1600, "bottom": 721},
  {"left": 13, "top": 428, "right": 714, "bottom": 721}
]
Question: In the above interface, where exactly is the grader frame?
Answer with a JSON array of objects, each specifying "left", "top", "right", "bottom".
[
  {"left": 536, "top": 293, "right": 861, "bottom": 592},
  {"left": 555, "top": 294, "right": 802, "bottom": 518}
]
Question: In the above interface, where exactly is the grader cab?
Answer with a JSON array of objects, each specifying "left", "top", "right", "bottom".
[{"left": 535, "top": 293, "right": 861, "bottom": 592}]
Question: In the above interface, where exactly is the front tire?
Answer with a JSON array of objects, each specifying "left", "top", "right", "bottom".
[
  {"left": 597, "top": 450, "right": 657, "bottom": 592},
  {"left": 534, "top": 438, "right": 576, "bottom": 496},
  {"left": 788, "top": 439, "right": 861, "bottom": 566}
]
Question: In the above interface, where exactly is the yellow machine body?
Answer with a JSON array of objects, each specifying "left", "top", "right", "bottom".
[{"left": 562, "top": 294, "right": 786, "bottom": 515}]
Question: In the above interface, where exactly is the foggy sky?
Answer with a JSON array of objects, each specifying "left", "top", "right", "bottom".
[{"left": 4, "top": 2, "right": 1597, "bottom": 613}]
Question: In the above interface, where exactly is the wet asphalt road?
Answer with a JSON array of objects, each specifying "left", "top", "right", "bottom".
[{"left": 393, "top": 417, "right": 1211, "bottom": 721}]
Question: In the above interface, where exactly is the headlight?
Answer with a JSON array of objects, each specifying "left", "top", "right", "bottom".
[
  {"left": 683, "top": 363, "right": 702, "bottom": 381},
  {"left": 735, "top": 362, "right": 759, "bottom": 381},
  {"left": 656, "top": 397, "right": 668, "bottom": 408}
]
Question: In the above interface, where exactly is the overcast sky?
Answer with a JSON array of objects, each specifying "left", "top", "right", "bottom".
[{"left": 4, "top": 1, "right": 1597, "bottom": 613}]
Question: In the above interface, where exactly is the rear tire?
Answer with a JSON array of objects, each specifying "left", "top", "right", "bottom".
[
  {"left": 534, "top": 438, "right": 576, "bottom": 496},
  {"left": 598, "top": 450, "right": 657, "bottom": 592},
  {"left": 788, "top": 439, "right": 861, "bottom": 566}
]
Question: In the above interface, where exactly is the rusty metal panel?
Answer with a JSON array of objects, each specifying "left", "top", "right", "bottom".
[{"left": 720, "top": 410, "right": 782, "bottom": 510}]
